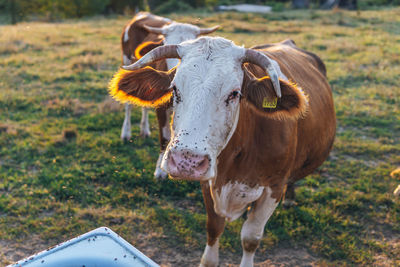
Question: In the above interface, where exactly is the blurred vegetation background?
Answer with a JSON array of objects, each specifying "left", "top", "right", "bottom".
[{"left": 1, "top": 0, "right": 399, "bottom": 24}]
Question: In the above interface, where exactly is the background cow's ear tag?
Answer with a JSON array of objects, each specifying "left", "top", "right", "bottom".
[{"left": 262, "top": 96, "right": 277, "bottom": 108}]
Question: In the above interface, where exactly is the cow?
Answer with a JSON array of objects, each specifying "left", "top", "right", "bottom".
[
  {"left": 120, "top": 12, "right": 219, "bottom": 179},
  {"left": 109, "top": 36, "right": 336, "bottom": 267}
]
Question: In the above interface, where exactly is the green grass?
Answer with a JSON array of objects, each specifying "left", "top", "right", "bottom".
[{"left": 1, "top": 8, "right": 399, "bottom": 266}]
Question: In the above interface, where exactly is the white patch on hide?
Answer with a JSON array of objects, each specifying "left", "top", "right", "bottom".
[
  {"left": 161, "top": 23, "right": 202, "bottom": 70},
  {"left": 211, "top": 181, "right": 264, "bottom": 222},
  {"left": 123, "top": 25, "right": 130, "bottom": 42},
  {"left": 163, "top": 23, "right": 199, "bottom": 46},
  {"left": 123, "top": 54, "right": 131, "bottom": 65},
  {"left": 161, "top": 37, "right": 246, "bottom": 179},
  {"left": 135, "top": 13, "right": 147, "bottom": 20}
]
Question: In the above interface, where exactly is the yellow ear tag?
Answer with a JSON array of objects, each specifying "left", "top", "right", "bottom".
[{"left": 262, "top": 97, "right": 277, "bottom": 108}]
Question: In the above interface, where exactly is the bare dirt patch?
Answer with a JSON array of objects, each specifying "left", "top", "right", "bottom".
[
  {"left": 253, "top": 247, "right": 318, "bottom": 267},
  {"left": 372, "top": 238, "right": 400, "bottom": 267},
  {"left": 1, "top": 235, "right": 319, "bottom": 267},
  {"left": 0, "top": 236, "right": 48, "bottom": 265}
]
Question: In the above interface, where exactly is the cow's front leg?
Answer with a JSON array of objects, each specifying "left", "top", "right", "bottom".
[
  {"left": 240, "top": 187, "right": 280, "bottom": 267},
  {"left": 154, "top": 107, "right": 171, "bottom": 179},
  {"left": 140, "top": 107, "right": 151, "bottom": 138},
  {"left": 200, "top": 182, "right": 225, "bottom": 267},
  {"left": 121, "top": 103, "right": 132, "bottom": 141},
  {"left": 154, "top": 151, "right": 168, "bottom": 179}
]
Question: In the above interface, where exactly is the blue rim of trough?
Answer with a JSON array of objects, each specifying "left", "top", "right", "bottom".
[{"left": 8, "top": 226, "right": 159, "bottom": 267}]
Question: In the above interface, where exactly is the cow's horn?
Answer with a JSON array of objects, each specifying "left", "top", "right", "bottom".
[
  {"left": 198, "top": 25, "right": 220, "bottom": 35},
  {"left": 161, "top": 17, "right": 172, "bottom": 23},
  {"left": 143, "top": 25, "right": 165, "bottom": 35},
  {"left": 122, "top": 45, "right": 180, "bottom": 70},
  {"left": 243, "top": 49, "right": 282, "bottom": 98}
]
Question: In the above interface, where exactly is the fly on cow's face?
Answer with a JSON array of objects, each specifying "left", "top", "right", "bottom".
[{"left": 173, "top": 86, "right": 182, "bottom": 104}]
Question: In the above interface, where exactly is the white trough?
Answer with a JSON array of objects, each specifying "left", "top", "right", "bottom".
[{"left": 8, "top": 227, "right": 159, "bottom": 267}]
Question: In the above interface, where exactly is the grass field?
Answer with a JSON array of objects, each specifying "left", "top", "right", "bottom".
[{"left": 0, "top": 8, "right": 399, "bottom": 266}]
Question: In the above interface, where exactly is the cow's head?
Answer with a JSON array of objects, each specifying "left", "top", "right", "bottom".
[
  {"left": 136, "top": 22, "right": 219, "bottom": 70},
  {"left": 110, "top": 37, "right": 308, "bottom": 181}
]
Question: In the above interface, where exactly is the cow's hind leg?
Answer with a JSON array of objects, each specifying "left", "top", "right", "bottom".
[
  {"left": 121, "top": 103, "right": 132, "bottom": 141},
  {"left": 200, "top": 182, "right": 225, "bottom": 267},
  {"left": 282, "top": 182, "right": 296, "bottom": 208},
  {"left": 121, "top": 55, "right": 134, "bottom": 141},
  {"left": 140, "top": 107, "right": 151, "bottom": 138},
  {"left": 240, "top": 187, "right": 280, "bottom": 267}
]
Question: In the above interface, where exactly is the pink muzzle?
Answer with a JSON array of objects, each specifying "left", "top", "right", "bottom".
[{"left": 166, "top": 149, "right": 210, "bottom": 180}]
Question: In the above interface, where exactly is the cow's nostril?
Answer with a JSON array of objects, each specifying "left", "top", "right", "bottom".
[
  {"left": 197, "top": 157, "right": 209, "bottom": 170},
  {"left": 193, "top": 156, "right": 210, "bottom": 176},
  {"left": 169, "top": 152, "right": 177, "bottom": 168}
]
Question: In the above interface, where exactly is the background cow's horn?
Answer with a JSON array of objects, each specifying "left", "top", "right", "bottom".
[
  {"left": 161, "top": 17, "right": 172, "bottom": 23},
  {"left": 122, "top": 45, "right": 180, "bottom": 70},
  {"left": 243, "top": 49, "right": 282, "bottom": 98},
  {"left": 198, "top": 25, "right": 220, "bottom": 35},
  {"left": 143, "top": 25, "right": 165, "bottom": 35}
]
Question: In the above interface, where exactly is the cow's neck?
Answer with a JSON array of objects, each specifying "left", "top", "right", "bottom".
[{"left": 209, "top": 101, "right": 297, "bottom": 219}]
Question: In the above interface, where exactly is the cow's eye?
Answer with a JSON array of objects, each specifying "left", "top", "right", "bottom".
[{"left": 225, "top": 90, "right": 241, "bottom": 105}]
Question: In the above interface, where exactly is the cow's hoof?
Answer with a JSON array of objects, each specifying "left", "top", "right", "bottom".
[
  {"left": 120, "top": 135, "right": 131, "bottom": 143},
  {"left": 154, "top": 168, "right": 168, "bottom": 180},
  {"left": 199, "top": 262, "right": 218, "bottom": 267},
  {"left": 139, "top": 130, "right": 151, "bottom": 138},
  {"left": 199, "top": 253, "right": 219, "bottom": 267},
  {"left": 282, "top": 199, "right": 296, "bottom": 209}
]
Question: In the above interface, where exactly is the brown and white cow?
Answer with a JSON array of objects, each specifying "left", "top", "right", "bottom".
[
  {"left": 120, "top": 12, "right": 219, "bottom": 179},
  {"left": 110, "top": 37, "right": 336, "bottom": 266}
]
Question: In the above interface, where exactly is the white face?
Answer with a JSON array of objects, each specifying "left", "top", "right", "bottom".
[
  {"left": 161, "top": 37, "right": 246, "bottom": 180},
  {"left": 161, "top": 23, "right": 200, "bottom": 70}
]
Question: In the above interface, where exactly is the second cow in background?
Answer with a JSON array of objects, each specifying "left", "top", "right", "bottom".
[{"left": 119, "top": 12, "right": 219, "bottom": 179}]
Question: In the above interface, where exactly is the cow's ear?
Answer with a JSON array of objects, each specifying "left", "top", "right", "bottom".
[
  {"left": 242, "top": 66, "right": 308, "bottom": 120},
  {"left": 109, "top": 66, "right": 175, "bottom": 107},
  {"left": 134, "top": 39, "right": 164, "bottom": 59}
]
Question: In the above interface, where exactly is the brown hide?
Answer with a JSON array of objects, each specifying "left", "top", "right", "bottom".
[
  {"left": 216, "top": 43, "right": 336, "bottom": 200},
  {"left": 252, "top": 39, "right": 327, "bottom": 77},
  {"left": 121, "top": 12, "right": 169, "bottom": 63},
  {"left": 242, "top": 67, "right": 309, "bottom": 121}
]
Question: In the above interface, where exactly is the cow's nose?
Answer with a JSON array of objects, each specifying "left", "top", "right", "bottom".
[{"left": 167, "top": 149, "right": 210, "bottom": 179}]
